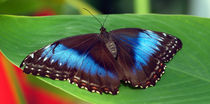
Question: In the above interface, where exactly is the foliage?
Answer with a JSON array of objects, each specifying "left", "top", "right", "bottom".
[{"left": 0, "top": 14, "right": 210, "bottom": 104}]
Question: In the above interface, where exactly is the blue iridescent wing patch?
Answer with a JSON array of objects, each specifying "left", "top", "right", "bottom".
[
  {"left": 20, "top": 27, "right": 182, "bottom": 95},
  {"left": 20, "top": 34, "right": 121, "bottom": 94},
  {"left": 110, "top": 28, "right": 182, "bottom": 88}
]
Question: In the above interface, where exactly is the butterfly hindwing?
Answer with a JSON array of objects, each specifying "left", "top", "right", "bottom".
[
  {"left": 20, "top": 34, "right": 121, "bottom": 94},
  {"left": 110, "top": 28, "right": 182, "bottom": 88}
]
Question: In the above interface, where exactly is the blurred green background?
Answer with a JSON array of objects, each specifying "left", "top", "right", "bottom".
[{"left": 0, "top": 0, "right": 209, "bottom": 17}]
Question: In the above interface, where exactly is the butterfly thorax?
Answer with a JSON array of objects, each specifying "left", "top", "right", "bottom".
[{"left": 99, "top": 26, "right": 118, "bottom": 58}]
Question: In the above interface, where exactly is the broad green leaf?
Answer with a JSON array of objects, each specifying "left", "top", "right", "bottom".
[{"left": 0, "top": 14, "right": 210, "bottom": 104}]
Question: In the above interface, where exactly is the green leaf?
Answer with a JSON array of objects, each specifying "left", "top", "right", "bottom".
[{"left": 0, "top": 14, "right": 210, "bottom": 104}]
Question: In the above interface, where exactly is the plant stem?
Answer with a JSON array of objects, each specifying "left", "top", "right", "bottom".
[{"left": 134, "top": 0, "right": 150, "bottom": 14}]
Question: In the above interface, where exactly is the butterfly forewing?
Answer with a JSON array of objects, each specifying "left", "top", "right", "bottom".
[
  {"left": 20, "top": 33, "right": 121, "bottom": 95},
  {"left": 110, "top": 28, "right": 182, "bottom": 88}
]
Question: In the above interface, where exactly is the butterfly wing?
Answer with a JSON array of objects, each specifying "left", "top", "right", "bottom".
[
  {"left": 110, "top": 28, "right": 182, "bottom": 88},
  {"left": 20, "top": 34, "right": 121, "bottom": 94}
]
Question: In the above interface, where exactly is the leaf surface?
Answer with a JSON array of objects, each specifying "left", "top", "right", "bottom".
[{"left": 0, "top": 14, "right": 210, "bottom": 104}]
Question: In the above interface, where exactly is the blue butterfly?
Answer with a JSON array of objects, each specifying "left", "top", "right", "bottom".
[{"left": 20, "top": 26, "right": 182, "bottom": 95}]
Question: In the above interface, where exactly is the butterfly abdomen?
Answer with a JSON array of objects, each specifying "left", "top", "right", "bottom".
[{"left": 105, "top": 41, "right": 117, "bottom": 58}]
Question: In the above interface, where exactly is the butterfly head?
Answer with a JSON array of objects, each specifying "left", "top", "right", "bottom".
[
  {"left": 100, "top": 26, "right": 108, "bottom": 34},
  {"left": 99, "top": 26, "right": 111, "bottom": 41}
]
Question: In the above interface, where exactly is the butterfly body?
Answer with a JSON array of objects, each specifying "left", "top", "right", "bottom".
[
  {"left": 20, "top": 26, "right": 182, "bottom": 95},
  {"left": 98, "top": 26, "right": 118, "bottom": 58}
]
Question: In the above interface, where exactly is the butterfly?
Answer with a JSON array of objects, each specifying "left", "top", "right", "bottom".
[{"left": 20, "top": 18, "right": 182, "bottom": 95}]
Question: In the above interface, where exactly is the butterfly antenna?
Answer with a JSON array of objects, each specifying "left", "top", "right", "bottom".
[
  {"left": 102, "top": 15, "right": 109, "bottom": 27},
  {"left": 83, "top": 8, "right": 103, "bottom": 27}
]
